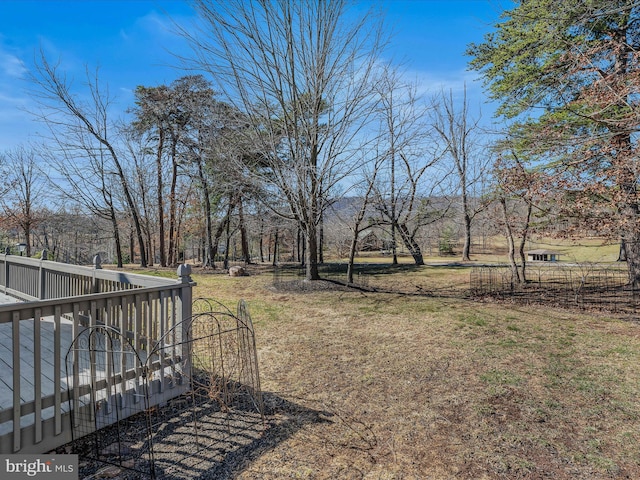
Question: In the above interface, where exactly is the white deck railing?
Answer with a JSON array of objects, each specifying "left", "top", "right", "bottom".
[{"left": 0, "top": 253, "right": 195, "bottom": 454}]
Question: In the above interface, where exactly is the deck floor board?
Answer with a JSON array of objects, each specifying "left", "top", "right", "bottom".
[{"left": 0, "top": 294, "right": 77, "bottom": 413}]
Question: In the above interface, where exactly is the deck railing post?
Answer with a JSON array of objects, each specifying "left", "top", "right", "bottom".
[
  {"left": 177, "top": 264, "right": 195, "bottom": 383},
  {"left": 38, "top": 249, "right": 48, "bottom": 300},
  {"left": 3, "top": 249, "right": 9, "bottom": 294},
  {"left": 177, "top": 264, "right": 194, "bottom": 321},
  {"left": 92, "top": 254, "right": 102, "bottom": 294}
]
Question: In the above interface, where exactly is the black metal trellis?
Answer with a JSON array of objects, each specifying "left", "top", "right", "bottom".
[
  {"left": 64, "top": 324, "right": 155, "bottom": 477},
  {"left": 64, "top": 298, "right": 264, "bottom": 479}
]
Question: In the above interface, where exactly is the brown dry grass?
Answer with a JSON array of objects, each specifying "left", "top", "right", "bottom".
[
  {"left": 340, "top": 235, "right": 620, "bottom": 265},
  {"left": 127, "top": 263, "right": 640, "bottom": 479}
]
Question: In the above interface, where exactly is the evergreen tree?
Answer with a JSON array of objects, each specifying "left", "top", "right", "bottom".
[{"left": 469, "top": 1, "right": 640, "bottom": 285}]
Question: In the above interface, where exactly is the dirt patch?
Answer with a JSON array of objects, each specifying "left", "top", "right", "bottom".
[{"left": 271, "top": 279, "right": 354, "bottom": 293}]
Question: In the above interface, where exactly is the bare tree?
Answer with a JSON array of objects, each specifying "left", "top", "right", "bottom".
[
  {"left": 120, "top": 130, "right": 154, "bottom": 265},
  {"left": 192, "top": 144, "right": 218, "bottom": 267},
  {"left": 131, "top": 84, "right": 172, "bottom": 266},
  {"left": 430, "top": 86, "right": 490, "bottom": 261},
  {"left": 492, "top": 149, "right": 544, "bottom": 284},
  {"left": 29, "top": 52, "right": 148, "bottom": 266},
  {"left": 0, "top": 146, "right": 47, "bottom": 257},
  {"left": 179, "top": 0, "right": 384, "bottom": 280},
  {"left": 41, "top": 131, "right": 128, "bottom": 267},
  {"left": 371, "top": 65, "right": 441, "bottom": 265},
  {"left": 345, "top": 156, "right": 383, "bottom": 283},
  {"left": 34, "top": 208, "right": 112, "bottom": 264}
]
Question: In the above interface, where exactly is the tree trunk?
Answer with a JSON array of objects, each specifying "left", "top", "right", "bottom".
[
  {"left": 500, "top": 197, "right": 521, "bottom": 284},
  {"left": 167, "top": 139, "right": 179, "bottom": 266},
  {"left": 305, "top": 224, "right": 320, "bottom": 280},
  {"left": 300, "top": 232, "right": 307, "bottom": 267},
  {"left": 224, "top": 212, "right": 231, "bottom": 270},
  {"left": 623, "top": 232, "right": 640, "bottom": 288},
  {"left": 174, "top": 203, "right": 185, "bottom": 264},
  {"left": 518, "top": 202, "right": 533, "bottom": 284},
  {"left": 74, "top": 231, "right": 79, "bottom": 264},
  {"left": 237, "top": 197, "right": 251, "bottom": 263},
  {"left": 319, "top": 212, "right": 324, "bottom": 264},
  {"left": 272, "top": 229, "right": 279, "bottom": 266},
  {"left": 24, "top": 225, "right": 32, "bottom": 257},
  {"left": 618, "top": 239, "right": 627, "bottom": 262},
  {"left": 391, "top": 222, "right": 398, "bottom": 265},
  {"left": 396, "top": 222, "right": 424, "bottom": 265},
  {"left": 156, "top": 129, "right": 166, "bottom": 267},
  {"left": 461, "top": 210, "right": 472, "bottom": 261},
  {"left": 145, "top": 222, "right": 153, "bottom": 266},
  {"left": 127, "top": 228, "right": 133, "bottom": 265},
  {"left": 212, "top": 213, "right": 231, "bottom": 270},
  {"left": 347, "top": 226, "right": 361, "bottom": 284},
  {"left": 259, "top": 219, "right": 265, "bottom": 263},
  {"left": 217, "top": 198, "right": 234, "bottom": 270},
  {"left": 304, "top": 137, "right": 321, "bottom": 279},
  {"left": 196, "top": 158, "right": 216, "bottom": 267},
  {"left": 109, "top": 205, "right": 123, "bottom": 268},
  {"left": 42, "top": 225, "right": 50, "bottom": 251}
]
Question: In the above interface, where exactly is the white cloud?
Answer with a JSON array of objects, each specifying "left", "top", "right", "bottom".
[
  {"left": 402, "top": 66, "right": 484, "bottom": 98},
  {"left": 0, "top": 48, "right": 27, "bottom": 79},
  {"left": 0, "top": 104, "right": 37, "bottom": 147},
  {"left": 123, "top": 10, "right": 183, "bottom": 43},
  {"left": 397, "top": 66, "right": 499, "bottom": 121},
  {"left": 138, "top": 11, "right": 174, "bottom": 35},
  {"left": 0, "top": 91, "right": 27, "bottom": 105},
  {"left": 0, "top": 44, "right": 37, "bottom": 146}
]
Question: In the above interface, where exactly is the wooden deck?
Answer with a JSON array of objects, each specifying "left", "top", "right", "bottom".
[
  {"left": 0, "top": 291, "right": 188, "bottom": 438},
  {"left": 0, "top": 256, "right": 195, "bottom": 453},
  {"left": 0, "top": 293, "right": 71, "bottom": 437}
]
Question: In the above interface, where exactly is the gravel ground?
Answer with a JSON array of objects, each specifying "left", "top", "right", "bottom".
[{"left": 50, "top": 389, "right": 304, "bottom": 479}]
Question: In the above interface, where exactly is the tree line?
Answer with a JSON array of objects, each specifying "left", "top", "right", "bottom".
[{"left": 1, "top": 0, "right": 638, "bottom": 286}]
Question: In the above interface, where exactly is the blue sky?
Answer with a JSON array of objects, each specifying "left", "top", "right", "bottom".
[{"left": 0, "top": 0, "right": 505, "bottom": 149}]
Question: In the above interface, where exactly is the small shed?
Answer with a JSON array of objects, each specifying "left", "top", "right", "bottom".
[{"left": 527, "top": 249, "right": 561, "bottom": 262}]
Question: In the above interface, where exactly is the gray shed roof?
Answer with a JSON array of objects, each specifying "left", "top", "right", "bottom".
[{"left": 527, "top": 249, "right": 561, "bottom": 255}]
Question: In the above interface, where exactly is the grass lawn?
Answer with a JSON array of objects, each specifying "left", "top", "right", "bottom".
[
  {"left": 331, "top": 235, "right": 621, "bottom": 266},
  {"left": 131, "top": 261, "right": 640, "bottom": 479}
]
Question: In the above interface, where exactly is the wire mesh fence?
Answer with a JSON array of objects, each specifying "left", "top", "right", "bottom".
[{"left": 470, "top": 264, "right": 639, "bottom": 313}]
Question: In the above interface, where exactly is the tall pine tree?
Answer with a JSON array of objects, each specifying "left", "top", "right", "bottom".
[{"left": 469, "top": 1, "right": 640, "bottom": 285}]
